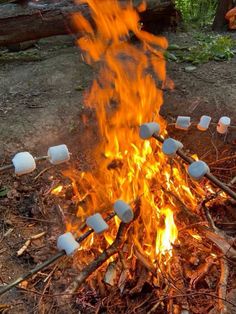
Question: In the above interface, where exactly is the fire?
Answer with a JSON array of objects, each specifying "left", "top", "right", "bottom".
[
  {"left": 156, "top": 208, "right": 178, "bottom": 255},
  {"left": 65, "top": 0, "right": 204, "bottom": 262},
  {"left": 191, "top": 233, "right": 202, "bottom": 241},
  {"left": 51, "top": 185, "right": 63, "bottom": 195}
]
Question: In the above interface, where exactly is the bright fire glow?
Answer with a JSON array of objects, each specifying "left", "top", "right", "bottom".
[
  {"left": 191, "top": 234, "right": 202, "bottom": 241},
  {"left": 64, "top": 0, "right": 205, "bottom": 262},
  {"left": 51, "top": 185, "right": 63, "bottom": 195}
]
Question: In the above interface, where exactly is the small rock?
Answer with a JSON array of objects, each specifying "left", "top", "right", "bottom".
[{"left": 185, "top": 66, "right": 197, "bottom": 72}]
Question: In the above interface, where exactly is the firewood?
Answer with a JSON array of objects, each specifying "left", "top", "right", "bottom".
[
  {"left": 199, "top": 227, "right": 236, "bottom": 260},
  {"left": 0, "top": 0, "right": 177, "bottom": 47},
  {"left": 218, "top": 258, "right": 229, "bottom": 314},
  {"left": 60, "top": 198, "right": 141, "bottom": 300},
  {"left": 189, "top": 256, "right": 216, "bottom": 289}
]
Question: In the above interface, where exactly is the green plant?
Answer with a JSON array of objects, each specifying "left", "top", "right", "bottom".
[
  {"left": 165, "top": 34, "right": 235, "bottom": 64},
  {"left": 174, "top": 0, "right": 218, "bottom": 28}
]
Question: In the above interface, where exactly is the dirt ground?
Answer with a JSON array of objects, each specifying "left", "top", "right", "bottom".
[{"left": 0, "top": 31, "right": 236, "bottom": 313}]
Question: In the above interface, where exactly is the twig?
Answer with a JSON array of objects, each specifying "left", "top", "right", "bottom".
[
  {"left": 199, "top": 227, "right": 236, "bottom": 260},
  {"left": 201, "top": 200, "right": 219, "bottom": 232},
  {"left": 13, "top": 215, "right": 55, "bottom": 224},
  {"left": 133, "top": 245, "right": 156, "bottom": 276},
  {"left": 150, "top": 291, "right": 236, "bottom": 309},
  {"left": 34, "top": 166, "right": 53, "bottom": 180},
  {"left": 190, "top": 256, "right": 216, "bottom": 289},
  {"left": 209, "top": 130, "right": 219, "bottom": 161},
  {"left": 0, "top": 211, "right": 116, "bottom": 296},
  {"left": 130, "top": 266, "right": 149, "bottom": 295},
  {"left": 228, "top": 176, "right": 236, "bottom": 187},
  {"left": 15, "top": 288, "right": 236, "bottom": 309},
  {"left": 162, "top": 187, "right": 200, "bottom": 223},
  {"left": 218, "top": 258, "right": 229, "bottom": 314},
  {"left": 17, "top": 231, "right": 46, "bottom": 256},
  {"left": 209, "top": 154, "right": 236, "bottom": 166}
]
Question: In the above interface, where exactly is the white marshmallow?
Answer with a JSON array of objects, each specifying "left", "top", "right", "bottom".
[
  {"left": 217, "top": 116, "right": 231, "bottom": 134},
  {"left": 12, "top": 152, "right": 36, "bottom": 176},
  {"left": 57, "top": 232, "right": 80, "bottom": 256},
  {"left": 86, "top": 213, "right": 109, "bottom": 234},
  {"left": 188, "top": 161, "right": 210, "bottom": 181},
  {"left": 47, "top": 144, "right": 70, "bottom": 165},
  {"left": 139, "top": 122, "right": 160, "bottom": 139},
  {"left": 162, "top": 138, "right": 183, "bottom": 157},
  {"left": 114, "top": 200, "right": 134, "bottom": 223},
  {"left": 175, "top": 116, "right": 191, "bottom": 130},
  {"left": 197, "top": 115, "right": 211, "bottom": 131}
]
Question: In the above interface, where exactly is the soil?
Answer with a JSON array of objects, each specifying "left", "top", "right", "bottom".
[{"left": 0, "top": 31, "right": 236, "bottom": 313}]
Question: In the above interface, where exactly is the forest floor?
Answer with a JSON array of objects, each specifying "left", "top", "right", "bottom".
[{"left": 0, "top": 31, "right": 236, "bottom": 313}]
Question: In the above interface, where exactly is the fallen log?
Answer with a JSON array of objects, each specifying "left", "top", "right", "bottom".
[{"left": 0, "top": 0, "right": 177, "bottom": 47}]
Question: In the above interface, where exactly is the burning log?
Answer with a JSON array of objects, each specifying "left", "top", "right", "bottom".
[{"left": 0, "top": 0, "right": 177, "bottom": 47}]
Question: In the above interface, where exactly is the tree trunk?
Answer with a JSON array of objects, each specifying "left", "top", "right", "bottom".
[
  {"left": 212, "top": 0, "right": 233, "bottom": 31},
  {"left": 0, "top": 0, "right": 177, "bottom": 47}
]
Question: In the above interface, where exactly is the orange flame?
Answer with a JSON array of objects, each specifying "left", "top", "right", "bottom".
[{"left": 66, "top": 0, "right": 205, "bottom": 261}]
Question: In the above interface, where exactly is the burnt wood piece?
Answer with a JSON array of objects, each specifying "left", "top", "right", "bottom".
[{"left": 0, "top": 0, "right": 177, "bottom": 47}]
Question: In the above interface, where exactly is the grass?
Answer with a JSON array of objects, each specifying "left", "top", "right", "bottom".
[{"left": 165, "top": 33, "right": 236, "bottom": 65}]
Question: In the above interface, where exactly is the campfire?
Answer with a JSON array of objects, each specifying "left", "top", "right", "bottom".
[
  {"left": 49, "top": 0, "right": 235, "bottom": 312},
  {"left": 1, "top": 1, "right": 236, "bottom": 313}
]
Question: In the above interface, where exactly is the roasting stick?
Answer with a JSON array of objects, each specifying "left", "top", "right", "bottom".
[
  {"left": 152, "top": 133, "right": 236, "bottom": 200},
  {"left": 0, "top": 156, "right": 48, "bottom": 172},
  {"left": 0, "top": 144, "right": 70, "bottom": 174},
  {"left": 0, "top": 211, "right": 116, "bottom": 296}
]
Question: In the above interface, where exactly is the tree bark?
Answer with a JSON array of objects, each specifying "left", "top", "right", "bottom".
[
  {"left": 0, "top": 0, "right": 177, "bottom": 47},
  {"left": 212, "top": 0, "right": 233, "bottom": 31}
]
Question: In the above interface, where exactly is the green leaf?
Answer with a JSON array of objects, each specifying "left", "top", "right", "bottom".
[{"left": 0, "top": 186, "right": 9, "bottom": 197}]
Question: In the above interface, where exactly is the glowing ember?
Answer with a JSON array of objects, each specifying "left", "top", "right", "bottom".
[
  {"left": 191, "top": 234, "right": 202, "bottom": 241},
  {"left": 51, "top": 185, "right": 63, "bottom": 195},
  {"left": 64, "top": 0, "right": 206, "bottom": 262}
]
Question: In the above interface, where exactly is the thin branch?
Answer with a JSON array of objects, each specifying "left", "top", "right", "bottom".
[{"left": 218, "top": 258, "right": 229, "bottom": 314}]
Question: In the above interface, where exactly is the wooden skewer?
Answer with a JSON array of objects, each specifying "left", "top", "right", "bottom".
[
  {"left": 152, "top": 133, "right": 236, "bottom": 201},
  {"left": 0, "top": 156, "right": 48, "bottom": 173},
  {"left": 0, "top": 211, "right": 116, "bottom": 296}
]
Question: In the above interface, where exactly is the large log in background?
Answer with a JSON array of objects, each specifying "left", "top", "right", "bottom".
[{"left": 0, "top": 0, "right": 177, "bottom": 47}]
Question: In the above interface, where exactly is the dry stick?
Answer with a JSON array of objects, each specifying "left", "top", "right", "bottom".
[
  {"left": 152, "top": 133, "right": 236, "bottom": 200},
  {"left": 62, "top": 200, "right": 141, "bottom": 297},
  {"left": 150, "top": 292, "right": 236, "bottom": 310},
  {"left": 209, "top": 154, "right": 236, "bottom": 166},
  {"left": 229, "top": 176, "right": 236, "bottom": 187},
  {"left": 218, "top": 258, "right": 229, "bottom": 314},
  {"left": 198, "top": 179, "right": 233, "bottom": 313},
  {"left": 199, "top": 228, "right": 236, "bottom": 260},
  {"left": 34, "top": 166, "right": 53, "bottom": 180},
  {"left": 0, "top": 211, "right": 116, "bottom": 296}
]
